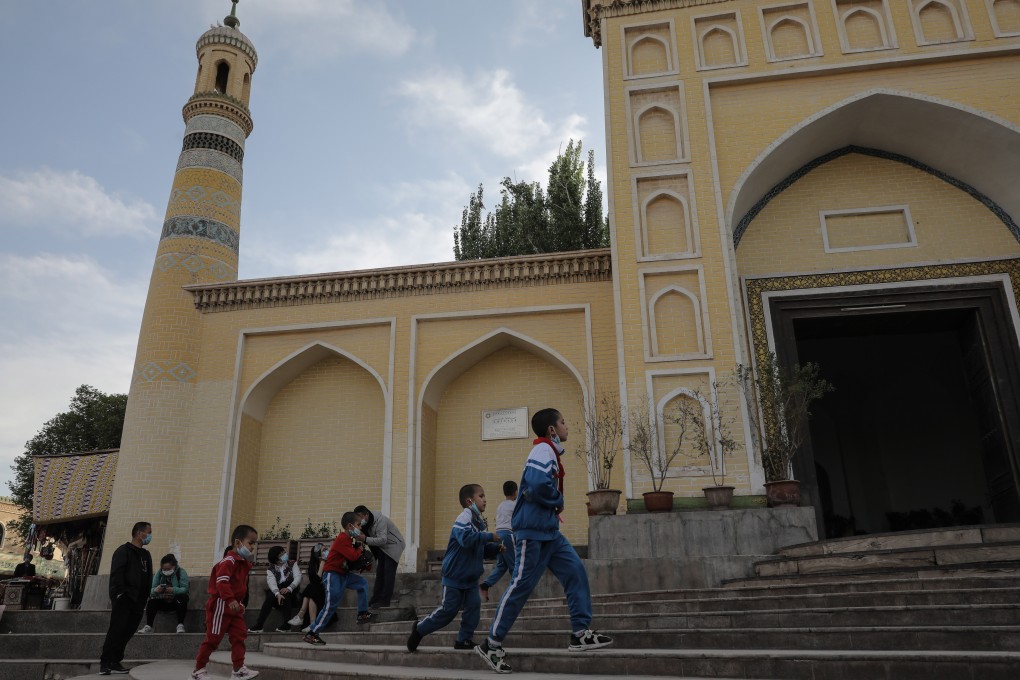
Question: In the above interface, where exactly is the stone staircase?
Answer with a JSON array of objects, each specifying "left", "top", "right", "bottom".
[{"left": 5, "top": 524, "right": 1020, "bottom": 679}]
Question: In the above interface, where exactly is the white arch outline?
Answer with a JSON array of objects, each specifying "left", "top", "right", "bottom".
[
  {"left": 726, "top": 88, "right": 1020, "bottom": 234},
  {"left": 221, "top": 341, "right": 391, "bottom": 546},
  {"left": 654, "top": 387, "right": 714, "bottom": 478},
  {"left": 840, "top": 6, "right": 891, "bottom": 50},
  {"left": 641, "top": 189, "right": 694, "bottom": 257},
  {"left": 411, "top": 328, "right": 591, "bottom": 554},
  {"left": 648, "top": 285, "right": 705, "bottom": 357},
  {"left": 628, "top": 33, "right": 673, "bottom": 76},
  {"left": 699, "top": 24, "right": 740, "bottom": 67},
  {"left": 766, "top": 15, "right": 816, "bottom": 60},
  {"left": 915, "top": 0, "right": 965, "bottom": 41},
  {"left": 634, "top": 103, "right": 683, "bottom": 163},
  {"left": 989, "top": 0, "right": 1020, "bottom": 37}
]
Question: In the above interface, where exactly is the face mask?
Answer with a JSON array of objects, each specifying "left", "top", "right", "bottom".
[
  {"left": 469, "top": 502, "right": 481, "bottom": 515},
  {"left": 321, "top": 549, "right": 330, "bottom": 560},
  {"left": 278, "top": 555, "right": 289, "bottom": 565},
  {"left": 162, "top": 569, "right": 174, "bottom": 576},
  {"left": 350, "top": 528, "right": 362, "bottom": 538},
  {"left": 360, "top": 518, "right": 367, "bottom": 527},
  {"left": 142, "top": 534, "right": 152, "bottom": 545},
  {"left": 236, "top": 545, "right": 253, "bottom": 562}
]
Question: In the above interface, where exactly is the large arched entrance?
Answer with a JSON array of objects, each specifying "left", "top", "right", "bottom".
[{"left": 734, "top": 91, "right": 1020, "bottom": 538}]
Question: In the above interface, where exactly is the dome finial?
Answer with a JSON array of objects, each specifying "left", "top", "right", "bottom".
[{"left": 224, "top": 0, "right": 240, "bottom": 29}]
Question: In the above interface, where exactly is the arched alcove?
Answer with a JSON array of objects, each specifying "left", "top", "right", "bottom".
[
  {"left": 636, "top": 105, "right": 681, "bottom": 163},
  {"left": 415, "top": 329, "right": 589, "bottom": 558},
  {"left": 702, "top": 26, "right": 738, "bottom": 67},
  {"left": 992, "top": 0, "right": 1020, "bottom": 34},
  {"left": 231, "top": 342, "right": 388, "bottom": 537},
  {"left": 769, "top": 16, "right": 813, "bottom": 59},
  {"left": 729, "top": 90, "right": 1020, "bottom": 246},
  {"left": 215, "top": 61, "right": 230, "bottom": 94},
  {"left": 629, "top": 34, "right": 670, "bottom": 75},
  {"left": 917, "top": 0, "right": 963, "bottom": 42},
  {"left": 842, "top": 7, "right": 888, "bottom": 50},
  {"left": 653, "top": 388, "right": 713, "bottom": 482},
  {"left": 643, "top": 191, "right": 691, "bottom": 255},
  {"left": 649, "top": 286, "right": 704, "bottom": 356}
]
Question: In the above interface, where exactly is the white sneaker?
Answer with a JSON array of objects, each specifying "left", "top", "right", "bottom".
[
  {"left": 176, "top": 624, "right": 186, "bottom": 634},
  {"left": 231, "top": 666, "right": 259, "bottom": 679},
  {"left": 190, "top": 669, "right": 208, "bottom": 680},
  {"left": 138, "top": 624, "right": 153, "bottom": 634},
  {"left": 300, "top": 625, "right": 311, "bottom": 634},
  {"left": 287, "top": 615, "right": 303, "bottom": 626}
]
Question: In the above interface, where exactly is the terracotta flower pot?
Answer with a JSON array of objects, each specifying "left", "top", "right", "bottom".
[
  {"left": 764, "top": 479, "right": 801, "bottom": 507},
  {"left": 642, "top": 490, "right": 675, "bottom": 513},
  {"left": 586, "top": 489, "right": 622, "bottom": 515},
  {"left": 702, "top": 485, "right": 734, "bottom": 510}
]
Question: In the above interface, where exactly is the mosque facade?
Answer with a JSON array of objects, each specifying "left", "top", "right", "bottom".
[{"left": 101, "top": 0, "right": 1020, "bottom": 573}]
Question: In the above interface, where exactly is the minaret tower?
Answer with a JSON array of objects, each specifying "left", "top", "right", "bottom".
[{"left": 101, "top": 1, "right": 257, "bottom": 571}]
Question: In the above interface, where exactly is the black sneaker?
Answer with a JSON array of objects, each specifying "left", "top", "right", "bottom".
[
  {"left": 303, "top": 632, "right": 326, "bottom": 646},
  {"left": 98, "top": 669, "right": 111, "bottom": 677},
  {"left": 357, "top": 611, "right": 374, "bottom": 625},
  {"left": 475, "top": 640, "right": 511, "bottom": 673},
  {"left": 247, "top": 628, "right": 263, "bottom": 634},
  {"left": 275, "top": 623, "right": 292, "bottom": 632},
  {"left": 406, "top": 621, "right": 422, "bottom": 652},
  {"left": 109, "top": 663, "right": 130, "bottom": 675},
  {"left": 568, "top": 629, "right": 613, "bottom": 651},
  {"left": 454, "top": 639, "right": 476, "bottom": 650}
]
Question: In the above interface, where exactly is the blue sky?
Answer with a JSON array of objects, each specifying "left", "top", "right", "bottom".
[{"left": 0, "top": 0, "right": 606, "bottom": 492}]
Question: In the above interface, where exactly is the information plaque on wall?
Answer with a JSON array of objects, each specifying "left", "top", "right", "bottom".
[{"left": 481, "top": 407, "right": 529, "bottom": 441}]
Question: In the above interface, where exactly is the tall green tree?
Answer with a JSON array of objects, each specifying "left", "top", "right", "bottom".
[
  {"left": 453, "top": 140, "right": 608, "bottom": 260},
  {"left": 7, "top": 385, "right": 128, "bottom": 541}
]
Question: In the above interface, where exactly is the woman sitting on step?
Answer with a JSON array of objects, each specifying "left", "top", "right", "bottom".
[{"left": 248, "top": 545, "right": 303, "bottom": 633}]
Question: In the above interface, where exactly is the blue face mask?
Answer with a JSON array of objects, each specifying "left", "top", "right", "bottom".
[
  {"left": 236, "top": 545, "right": 253, "bottom": 562},
  {"left": 142, "top": 534, "right": 152, "bottom": 545},
  {"left": 350, "top": 528, "right": 362, "bottom": 538},
  {"left": 321, "top": 549, "right": 330, "bottom": 560},
  {"left": 278, "top": 555, "right": 289, "bottom": 565},
  {"left": 469, "top": 502, "right": 481, "bottom": 515}
]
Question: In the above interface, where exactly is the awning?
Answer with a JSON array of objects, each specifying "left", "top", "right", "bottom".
[{"left": 32, "top": 449, "right": 119, "bottom": 524}]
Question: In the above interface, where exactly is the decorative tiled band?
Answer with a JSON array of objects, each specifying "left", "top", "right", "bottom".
[
  {"left": 734, "top": 145, "right": 1020, "bottom": 246},
  {"left": 167, "top": 184, "right": 241, "bottom": 226},
  {"left": 133, "top": 359, "right": 197, "bottom": 384},
  {"left": 176, "top": 149, "right": 243, "bottom": 183},
  {"left": 185, "top": 114, "right": 246, "bottom": 149},
  {"left": 161, "top": 216, "right": 240, "bottom": 254},
  {"left": 155, "top": 252, "right": 237, "bottom": 281},
  {"left": 183, "top": 132, "right": 244, "bottom": 164}
]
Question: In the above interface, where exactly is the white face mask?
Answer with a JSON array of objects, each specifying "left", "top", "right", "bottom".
[{"left": 162, "top": 569, "right": 174, "bottom": 576}]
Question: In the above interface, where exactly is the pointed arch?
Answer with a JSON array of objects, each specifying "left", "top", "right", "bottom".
[
  {"left": 728, "top": 89, "right": 1020, "bottom": 245},
  {"left": 634, "top": 103, "right": 683, "bottom": 163},
  {"left": 841, "top": 6, "right": 890, "bottom": 50},
  {"left": 655, "top": 387, "right": 713, "bottom": 471},
  {"left": 628, "top": 34, "right": 672, "bottom": 76},
  {"left": 649, "top": 285, "right": 705, "bottom": 356},
  {"left": 641, "top": 189, "right": 693, "bottom": 256},
  {"left": 990, "top": 0, "right": 1020, "bottom": 36},
  {"left": 915, "top": 0, "right": 965, "bottom": 42},
  {"left": 766, "top": 15, "right": 814, "bottom": 60},
  {"left": 700, "top": 24, "right": 739, "bottom": 67}
]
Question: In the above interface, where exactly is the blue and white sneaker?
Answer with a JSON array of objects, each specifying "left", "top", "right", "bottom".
[
  {"left": 475, "top": 639, "right": 512, "bottom": 673},
  {"left": 568, "top": 629, "right": 613, "bottom": 651}
]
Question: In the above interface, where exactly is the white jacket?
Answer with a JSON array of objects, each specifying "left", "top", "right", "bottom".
[{"left": 266, "top": 562, "right": 302, "bottom": 597}]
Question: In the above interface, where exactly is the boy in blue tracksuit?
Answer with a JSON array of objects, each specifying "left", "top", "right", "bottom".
[
  {"left": 476, "top": 408, "right": 613, "bottom": 673},
  {"left": 408, "top": 484, "right": 503, "bottom": 652}
]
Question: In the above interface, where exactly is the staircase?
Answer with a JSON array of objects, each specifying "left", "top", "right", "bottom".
[{"left": 6, "top": 525, "right": 1020, "bottom": 679}]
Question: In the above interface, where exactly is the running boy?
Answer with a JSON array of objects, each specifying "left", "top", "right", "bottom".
[
  {"left": 408, "top": 484, "right": 503, "bottom": 652},
  {"left": 479, "top": 480, "right": 517, "bottom": 601},
  {"left": 303, "top": 512, "right": 373, "bottom": 645},
  {"left": 192, "top": 524, "right": 259, "bottom": 680},
  {"left": 476, "top": 408, "right": 613, "bottom": 673}
]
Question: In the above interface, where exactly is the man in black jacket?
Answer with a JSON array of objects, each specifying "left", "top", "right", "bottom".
[{"left": 99, "top": 521, "right": 153, "bottom": 675}]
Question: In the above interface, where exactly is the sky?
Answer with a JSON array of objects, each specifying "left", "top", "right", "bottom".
[{"left": 0, "top": 0, "right": 606, "bottom": 493}]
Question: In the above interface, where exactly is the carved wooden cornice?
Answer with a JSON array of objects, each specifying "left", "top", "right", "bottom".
[
  {"left": 584, "top": 0, "right": 734, "bottom": 47},
  {"left": 186, "top": 249, "right": 613, "bottom": 312}
]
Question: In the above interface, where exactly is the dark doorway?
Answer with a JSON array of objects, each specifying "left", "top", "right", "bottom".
[{"left": 768, "top": 283, "right": 1020, "bottom": 538}]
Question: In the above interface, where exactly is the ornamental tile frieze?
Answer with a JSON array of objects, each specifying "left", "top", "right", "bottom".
[
  {"left": 133, "top": 359, "right": 197, "bottom": 385},
  {"left": 167, "top": 184, "right": 241, "bottom": 225},
  {"left": 177, "top": 148, "right": 243, "bottom": 183},
  {"left": 155, "top": 252, "right": 236, "bottom": 281},
  {"left": 161, "top": 216, "right": 240, "bottom": 254}
]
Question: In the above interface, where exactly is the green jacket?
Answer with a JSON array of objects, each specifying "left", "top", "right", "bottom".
[{"left": 149, "top": 565, "right": 189, "bottom": 598}]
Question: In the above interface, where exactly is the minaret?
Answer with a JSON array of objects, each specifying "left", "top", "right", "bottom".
[{"left": 101, "top": 1, "right": 256, "bottom": 572}]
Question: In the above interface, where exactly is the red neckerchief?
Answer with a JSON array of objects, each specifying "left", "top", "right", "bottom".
[{"left": 533, "top": 437, "right": 565, "bottom": 493}]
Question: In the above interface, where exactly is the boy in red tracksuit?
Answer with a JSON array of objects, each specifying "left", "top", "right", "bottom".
[
  {"left": 192, "top": 525, "right": 260, "bottom": 680},
  {"left": 303, "top": 512, "right": 373, "bottom": 645}
]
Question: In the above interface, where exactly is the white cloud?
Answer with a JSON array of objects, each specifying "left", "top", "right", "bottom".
[
  {"left": 398, "top": 69, "right": 588, "bottom": 184},
  {"left": 241, "top": 0, "right": 415, "bottom": 61},
  {"left": 0, "top": 254, "right": 145, "bottom": 492},
  {"left": 0, "top": 169, "right": 158, "bottom": 238},
  {"left": 508, "top": 0, "right": 567, "bottom": 47}
]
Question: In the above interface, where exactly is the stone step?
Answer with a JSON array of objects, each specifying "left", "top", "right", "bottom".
[
  {"left": 210, "top": 645, "right": 1020, "bottom": 679},
  {"left": 0, "top": 632, "right": 263, "bottom": 660},
  {"left": 722, "top": 568, "right": 1020, "bottom": 590},
  {"left": 392, "top": 603, "right": 1020, "bottom": 631},
  {"left": 320, "top": 625, "right": 1020, "bottom": 651},
  {"left": 755, "top": 545, "right": 1020, "bottom": 577},
  {"left": 778, "top": 525, "right": 1020, "bottom": 558},
  {"left": 0, "top": 659, "right": 153, "bottom": 680}
]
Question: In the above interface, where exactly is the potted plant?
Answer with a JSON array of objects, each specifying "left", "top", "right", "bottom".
[
  {"left": 628, "top": 396, "right": 699, "bottom": 512},
  {"left": 737, "top": 352, "right": 834, "bottom": 507},
  {"left": 297, "top": 519, "right": 337, "bottom": 565},
  {"left": 575, "top": 393, "right": 625, "bottom": 515},
  {"left": 255, "top": 517, "right": 296, "bottom": 566},
  {"left": 690, "top": 382, "right": 741, "bottom": 510}
]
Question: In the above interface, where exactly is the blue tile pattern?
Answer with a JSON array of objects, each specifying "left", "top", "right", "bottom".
[{"left": 160, "top": 215, "right": 240, "bottom": 254}]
